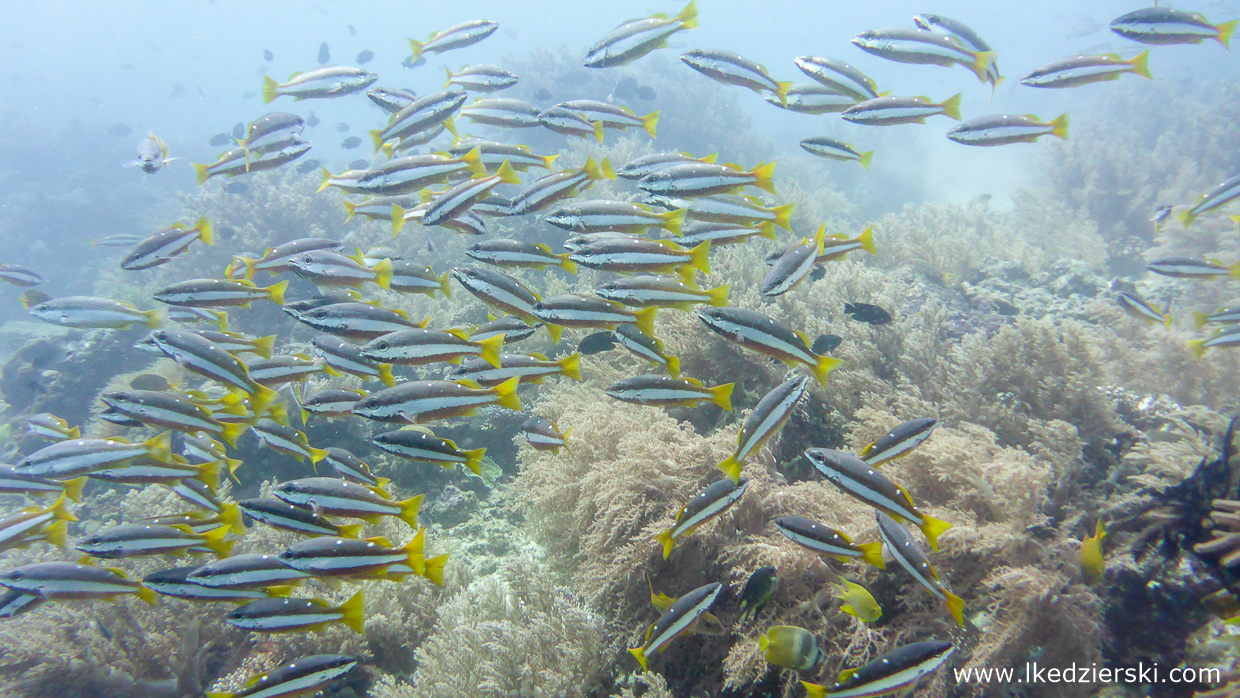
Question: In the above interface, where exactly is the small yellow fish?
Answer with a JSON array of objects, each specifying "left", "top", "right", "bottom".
[
  {"left": 834, "top": 579, "right": 882, "bottom": 623},
  {"left": 1081, "top": 518, "right": 1107, "bottom": 582},
  {"left": 759, "top": 625, "right": 821, "bottom": 670}
]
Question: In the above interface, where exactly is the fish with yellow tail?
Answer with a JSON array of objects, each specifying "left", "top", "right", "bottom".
[
  {"left": 654, "top": 478, "right": 748, "bottom": 559},
  {"left": 876, "top": 512, "right": 964, "bottom": 626},
  {"left": 1081, "top": 518, "right": 1107, "bottom": 583},
  {"left": 272, "top": 477, "right": 423, "bottom": 528},
  {"left": 606, "top": 374, "right": 733, "bottom": 411},
  {"left": 808, "top": 448, "right": 952, "bottom": 551},
  {"left": 773, "top": 515, "right": 885, "bottom": 569},
  {"left": 718, "top": 376, "right": 809, "bottom": 482},
  {"left": 226, "top": 591, "right": 366, "bottom": 634},
  {"left": 205, "top": 654, "right": 358, "bottom": 698},
  {"left": 696, "top": 307, "right": 841, "bottom": 388},
  {"left": 279, "top": 529, "right": 447, "bottom": 585},
  {"left": 353, "top": 377, "right": 523, "bottom": 423},
  {"left": 584, "top": 1, "right": 698, "bottom": 68},
  {"left": 759, "top": 625, "right": 821, "bottom": 670},
  {"left": 860, "top": 417, "right": 937, "bottom": 467},
  {"left": 629, "top": 582, "right": 721, "bottom": 672},
  {"left": 802, "top": 640, "right": 954, "bottom": 697}
]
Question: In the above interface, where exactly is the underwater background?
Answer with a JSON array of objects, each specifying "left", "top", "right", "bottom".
[{"left": 0, "top": 1, "right": 1238, "bottom": 696}]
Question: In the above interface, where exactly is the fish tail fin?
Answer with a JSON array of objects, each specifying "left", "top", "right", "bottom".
[
  {"left": 945, "top": 591, "right": 966, "bottom": 627},
  {"left": 338, "top": 523, "right": 363, "bottom": 539},
  {"left": 941, "top": 93, "right": 963, "bottom": 120},
  {"left": 196, "top": 217, "right": 214, "bottom": 245},
  {"left": 398, "top": 494, "right": 425, "bottom": 528},
  {"left": 1188, "top": 338, "right": 1208, "bottom": 358},
  {"left": 377, "top": 363, "right": 397, "bottom": 387},
  {"left": 369, "top": 129, "right": 386, "bottom": 155},
  {"left": 751, "top": 162, "right": 777, "bottom": 194},
  {"left": 192, "top": 163, "right": 211, "bottom": 186},
  {"left": 317, "top": 167, "right": 336, "bottom": 194},
  {"left": 600, "top": 157, "right": 616, "bottom": 179},
  {"left": 660, "top": 208, "right": 687, "bottom": 236},
  {"left": 592, "top": 120, "right": 605, "bottom": 143},
  {"left": 338, "top": 591, "right": 366, "bottom": 634},
  {"left": 758, "top": 632, "right": 768, "bottom": 653},
  {"left": 496, "top": 159, "right": 521, "bottom": 185},
  {"left": 1129, "top": 50, "right": 1152, "bottom": 79},
  {"left": 557, "top": 253, "right": 577, "bottom": 274},
  {"left": 541, "top": 153, "right": 559, "bottom": 170},
  {"left": 772, "top": 202, "right": 794, "bottom": 230},
  {"left": 774, "top": 81, "right": 793, "bottom": 107},
  {"left": 422, "top": 553, "right": 448, "bottom": 586},
  {"left": 812, "top": 355, "right": 843, "bottom": 388},
  {"left": 664, "top": 354, "right": 681, "bottom": 379},
  {"left": 654, "top": 529, "right": 676, "bottom": 560},
  {"left": 342, "top": 200, "right": 356, "bottom": 223},
  {"left": 970, "top": 51, "right": 996, "bottom": 82},
  {"left": 391, "top": 204, "right": 407, "bottom": 236},
  {"left": 492, "top": 376, "right": 523, "bottom": 412},
  {"left": 1048, "top": 113, "right": 1069, "bottom": 140},
  {"left": 372, "top": 258, "right": 393, "bottom": 290},
  {"left": 266, "top": 280, "right": 288, "bottom": 306},
  {"left": 49, "top": 494, "right": 76, "bottom": 523},
  {"left": 856, "top": 541, "right": 887, "bottom": 570},
  {"left": 920, "top": 515, "right": 953, "bottom": 551},
  {"left": 560, "top": 427, "right": 573, "bottom": 455},
  {"left": 464, "top": 448, "right": 486, "bottom": 476},
  {"left": 1231, "top": 260, "right": 1240, "bottom": 280},
  {"left": 858, "top": 150, "right": 874, "bottom": 169},
  {"left": 642, "top": 110, "right": 660, "bottom": 138},
  {"left": 261, "top": 76, "right": 278, "bottom": 104},
  {"left": 711, "top": 382, "right": 735, "bottom": 411},
  {"left": 1217, "top": 19, "right": 1236, "bottom": 48},
  {"left": 201, "top": 525, "right": 234, "bottom": 557},
  {"left": 144, "top": 431, "right": 174, "bottom": 463},
  {"left": 252, "top": 334, "right": 276, "bottom": 359},
  {"left": 706, "top": 284, "right": 730, "bottom": 307},
  {"left": 62, "top": 477, "right": 87, "bottom": 503},
  {"left": 43, "top": 519, "right": 68, "bottom": 548},
  {"left": 308, "top": 447, "right": 330, "bottom": 466},
  {"left": 460, "top": 146, "right": 486, "bottom": 176},
  {"left": 629, "top": 646, "right": 649, "bottom": 672},
  {"left": 857, "top": 225, "right": 877, "bottom": 255},
  {"left": 676, "top": 0, "right": 698, "bottom": 29},
  {"left": 546, "top": 323, "right": 564, "bottom": 344},
  {"left": 688, "top": 240, "right": 712, "bottom": 275},
  {"left": 137, "top": 585, "right": 160, "bottom": 606},
  {"left": 478, "top": 333, "right": 504, "bottom": 368},
  {"left": 142, "top": 308, "right": 164, "bottom": 329},
  {"left": 436, "top": 270, "right": 453, "bottom": 299},
  {"left": 443, "top": 66, "right": 455, "bottom": 87},
  {"left": 584, "top": 157, "right": 603, "bottom": 180},
  {"left": 716, "top": 454, "right": 742, "bottom": 483},
  {"left": 249, "top": 385, "right": 279, "bottom": 414},
  {"left": 219, "top": 502, "right": 245, "bottom": 534},
  {"left": 558, "top": 352, "right": 583, "bottom": 381},
  {"left": 633, "top": 306, "right": 658, "bottom": 338},
  {"left": 1193, "top": 312, "right": 1210, "bottom": 328},
  {"left": 756, "top": 221, "right": 778, "bottom": 240},
  {"left": 218, "top": 422, "right": 247, "bottom": 449},
  {"left": 407, "top": 39, "right": 424, "bottom": 62}
]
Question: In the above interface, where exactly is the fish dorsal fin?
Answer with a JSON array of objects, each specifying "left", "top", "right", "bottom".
[
  {"left": 838, "top": 667, "right": 858, "bottom": 682},
  {"left": 365, "top": 535, "right": 392, "bottom": 547},
  {"left": 651, "top": 589, "right": 675, "bottom": 612},
  {"left": 684, "top": 377, "right": 702, "bottom": 387},
  {"left": 895, "top": 482, "right": 917, "bottom": 510},
  {"left": 528, "top": 352, "right": 550, "bottom": 361}
]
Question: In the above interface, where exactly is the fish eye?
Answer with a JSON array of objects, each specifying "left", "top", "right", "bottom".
[{"left": 377, "top": 341, "right": 388, "bottom": 350}]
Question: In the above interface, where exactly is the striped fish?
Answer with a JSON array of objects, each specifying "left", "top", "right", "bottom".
[
  {"left": 628, "top": 582, "right": 721, "bottom": 672},
  {"left": 538, "top": 106, "right": 604, "bottom": 142},
  {"left": 372, "top": 429, "right": 485, "bottom": 475},
  {"left": 261, "top": 66, "right": 377, "bottom": 103},
  {"left": 584, "top": 1, "right": 697, "bottom": 68},
  {"left": 617, "top": 152, "right": 717, "bottom": 180},
  {"left": 323, "top": 447, "right": 389, "bottom": 487},
  {"left": 717, "top": 376, "right": 809, "bottom": 481},
  {"left": 806, "top": 448, "right": 951, "bottom": 550},
  {"left": 876, "top": 512, "right": 964, "bottom": 626},
  {"left": 947, "top": 114, "right": 1069, "bottom": 146},
  {"left": 225, "top": 591, "right": 365, "bottom": 634},
  {"left": 762, "top": 225, "right": 825, "bottom": 297},
  {"left": 238, "top": 498, "right": 363, "bottom": 538},
  {"left": 422, "top": 160, "right": 522, "bottom": 227},
  {"left": 446, "top": 140, "right": 559, "bottom": 171},
  {"left": 26, "top": 413, "right": 80, "bottom": 442},
  {"left": 193, "top": 330, "right": 275, "bottom": 358},
  {"left": 293, "top": 302, "right": 421, "bottom": 341},
  {"left": 800, "top": 137, "right": 874, "bottom": 169},
  {"left": 359, "top": 327, "right": 504, "bottom": 367},
  {"left": 569, "top": 238, "right": 710, "bottom": 280},
  {"left": 352, "top": 377, "right": 522, "bottom": 423},
  {"left": 861, "top": 418, "right": 937, "bottom": 466},
  {"left": 0, "top": 495, "right": 75, "bottom": 553},
  {"left": 446, "top": 352, "right": 582, "bottom": 387},
  {"left": 144, "top": 566, "right": 287, "bottom": 603},
  {"left": 408, "top": 20, "right": 499, "bottom": 61},
  {"left": 273, "top": 477, "right": 422, "bottom": 526},
  {"left": 696, "top": 307, "right": 841, "bottom": 387},
  {"left": 595, "top": 275, "right": 729, "bottom": 311},
  {"left": 252, "top": 419, "right": 329, "bottom": 464},
  {"left": 851, "top": 26, "right": 995, "bottom": 81},
  {"left": 369, "top": 90, "right": 467, "bottom": 153},
  {"left": 654, "top": 478, "right": 748, "bottom": 559},
  {"left": 772, "top": 515, "right": 884, "bottom": 568},
  {"left": 532, "top": 294, "right": 658, "bottom": 344},
  {"left": 605, "top": 374, "right": 733, "bottom": 410},
  {"left": 279, "top": 530, "right": 446, "bottom": 584},
  {"left": 507, "top": 158, "right": 615, "bottom": 215},
  {"left": 248, "top": 354, "right": 337, "bottom": 386},
  {"left": 1188, "top": 326, "right": 1240, "bottom": 358},
  {"left": 121, "top": 217, "right": 214, "bottom": 271},
  {"left": 154, "top": 278, "right": 287, "bottom": 308},
  {"left": 310, "top": 334, "right": 396, "bottom": 386},
  {"left": 460, "top": 98, "right": 543, "bottom": 128},
  {"left": 680, "top": 49, "right": 792, "bottom": 105},
  {"left": 1180, "top": 174, "right": 1240, "bottom": 227},
  {"left": 1110, "top": 7, "right": 1236, "bottom": 47},
  {"left": 613, "top": 324, "right": 680, "bottom": 377},
  {"left": 1022, "top": 53, "right": 1150, "bottom": 88},
  {"left": 802, "top": 640, "right": 954, "bottom": 697},
  {"left": 519, "top": 416, "right": 571, "bottom": 454},
  {"left": 470, "top": 315, "right": 537, "bottom": 344},
  {"left": 545, "top": 199, "right": 685, "bottom": 234},
  {"left": 559, "top": 100, "right": 659, "bottom": 137},
  {"left": 287, "top": 250, "right": 393, "bottom": 289},
  {"left": 842, "top": 94, "right": 961, "bottom": 125},
  {"left": 203, "top": 654, "right": 358, "bottom": 698},
  {"left": 0, "top": 468, "right": 86, "bottom": 501},
  {"left": 301, "top": 388, "right": 369, "bottom": 421},
  {"left": 99, "top": 390, "right": 247, "bottom": 446},
  {"left": 0, "top": 561, "right": 158, "bottom": 604},
  {"left": 15, "top": 432, "right": 174, "bottom": 478},
  {"left": 445, "top": 63, "right": 519, "bottom": 92},
  {"left": 27, "top": 295, "right": 162, "bottom": 330},
  {"left": 1147, "top": 255, "right": 1240, "bottom": 279},
  {"left": 764, "top": 83, "right": 859, "bottom": 114},
  {"left": 188, "top": 553, "right": 311, "bottom": 589},
  {"left": 76, "top": 523, "right": 233, "bottom": 559},
  {"left": 638, "top": 162, "right": 776, "bottom": 198},
  {"left": 793, "top": 56, "right": 881, "bottom": 101},
  {"left": 466, "top": 239, "right": 577, "bottom": 273}
]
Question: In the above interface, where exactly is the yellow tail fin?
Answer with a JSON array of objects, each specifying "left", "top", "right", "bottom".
[
  {"left": 492, "top": 376, "right": 523, "bottom": 412},
  {"left": 265, "top": 281, "right": 288, "bottom": 306},
  {"left": 1048, "top": 113, "right": 1069, "bottom": 141},
  {"left": 629, "top": 647, "right": 649, "bottom": 672},
  {"left": 195, "top": 217, "right": 214, "bottom": 245},
  {"left": 970, "top": 51, "right": 996, "bottom": 82},
  {"left": 920, "top": 515, "right": 953, "bottom": 551},
  {"left": 856, "top": 540, "right": 886, "bottom": 570},
  {"left": 252, "top": 334, "right": 276, "bottom": 359},
  {"left": 856, "top": 225, "right": 877, "bottom": 255},
  {"left": 940, "top": 93, "right": 963, "bottom": 120},
  {"left": 495, "top": 159, "right": 522, "bottom": 185},
  {"left": 558, "top": 352, "right": 583, "bottom": 381},
  {"left": 1215, "top": 18, "right": 1236, "bottom": 48},
  {"left": 716, "top": 454, "right": 742, "bottom": 483},
  {"left": 660, "top": 208, "right": 686, "bottom": 235},
  {"left": 144, "top": 431, "right": 174, "bottom": 463},
  {"left": 200, "top": 525, "right": 234, "bottom": 557},
  {"left": 772, "top": 202, "right": 794, "bottom": 230},
  {"left": 338, "top": 590, "right": 366, "bottom": 634},
  {"left": 1129, "top": 50, "right": 1152, "bottom": 79},
  {"left": 858, "top": 151, "right": 875, "bottom": 169},
  {"left": 371, "top": 258, "right": 394, "bottom": 290},
  {"left": 676, "top": 0, "right": 698, "bottom": 29},
  {"left": 945, "top": 591, "right": 965, "bottom": 627},
  {"left": 654, "top": 529, "right": 676, "bottom": 560},
  {"left": 811, "top": 355, "right": 843, "bottom": 388},
  {"left": 464, "top": 448, "right": 485, "bottom": 476},
  {"left": 687, "top": 240, "right": 712, "bottom": 275},
  {"left": 422, "top": 553, "right": 448, "bottom": 586},
  {"left": 1187, "top": 338, "right": 1208, "bottom": 358},
  {"left": 750, "top": 162, "right": 777, "bottom": 194},
  {"left": 477, "top": 333, "right": 504, "bottom": 369},
  {"left": 633, "top": 307, "right": 658, "bottom": 338},
  {"left": 711, "top": 382, "right": 734, "bottom": 411},
  {"left": 61, "top": 477, "right": 87, "bottom": 503},
  {"left": 398, "top": 494, "right": 425, "bottom": 528},
  {"left": 407, "top": 38, "right": 424, "bottom": 62},
  {"left": 642, "top": 110, "right": 660, "bottom": 138},
  {"left": 261, "top": 76, "right": 278, "bottom": 104}
]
